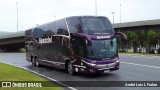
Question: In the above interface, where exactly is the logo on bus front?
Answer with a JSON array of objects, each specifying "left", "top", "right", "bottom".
[
  {"left": 97, "top": 35, "right": 110, "bottom": 39},
  {"left": 39, "top": 37, "right": 52, "bottom": 44}
]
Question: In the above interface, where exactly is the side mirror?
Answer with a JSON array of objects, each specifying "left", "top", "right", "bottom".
[
  {"left": 115, "top": 32, "right": 128, "bottom": 41},
  {"left": 85, "top": 35, "right": 92, "bottom": 46}
]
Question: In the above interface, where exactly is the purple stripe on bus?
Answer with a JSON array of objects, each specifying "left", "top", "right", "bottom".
[{"left": 82, "top": 58, "right": 114, "bottom": 64}]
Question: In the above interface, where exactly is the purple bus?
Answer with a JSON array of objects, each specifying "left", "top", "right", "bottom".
[{"left": 25, "top": 16, "right": 127, "bottom": 75}]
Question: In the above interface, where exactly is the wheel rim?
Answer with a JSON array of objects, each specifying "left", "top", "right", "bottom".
[
  {"left": 32, "top": 59, "right": 35, "bottom": 65},
  {"left": 68, "top": 63, "right": 73, "bottom": 74},
  {"left": 36, "top": 60, "right": 39, "bottom": 66}
]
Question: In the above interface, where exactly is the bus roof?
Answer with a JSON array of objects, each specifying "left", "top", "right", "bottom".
[{"left": 26, "top": 16, "right": 109, "bottom": 30}]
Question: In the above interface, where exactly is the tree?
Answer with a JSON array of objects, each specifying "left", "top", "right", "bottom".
[
  {"left": 147, "top": 30, "right": 158, "bottom": 52},
  {"left": 125, "top": 31, "right": 138, "bottom": 53}
]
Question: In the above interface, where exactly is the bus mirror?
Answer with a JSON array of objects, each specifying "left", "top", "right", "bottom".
[
  {"left": 87, "top": 40, "right": 92, "bottom": 46},
  {"left": 85, "top": 35, "right": 92, "bottom": 46},
  {"left": 115, "top": 32, "right": 128, "bottom": 41},
  {"left": 85, "top": 39, "right": 92, "bottom": 46}
]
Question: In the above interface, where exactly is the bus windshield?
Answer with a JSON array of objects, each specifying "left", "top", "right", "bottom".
[
  {"left": 87, "top": 38, "right": 117, "bottom": 60},
  {"left": 82, "top": 17, "right": 114, "bottom": 34}
]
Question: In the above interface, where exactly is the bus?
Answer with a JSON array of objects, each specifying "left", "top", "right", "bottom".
[{"left": 25, "top": 16, "right": 127, "bottom": 75}]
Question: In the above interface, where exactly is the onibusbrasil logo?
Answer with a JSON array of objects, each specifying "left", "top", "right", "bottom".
[{"left": 1, "top": 82, "right": 42, "bottom": 88}]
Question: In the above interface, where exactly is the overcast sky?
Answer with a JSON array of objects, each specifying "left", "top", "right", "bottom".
[{"left": 0, "top": 0, "right": 160, "bottom": 32}]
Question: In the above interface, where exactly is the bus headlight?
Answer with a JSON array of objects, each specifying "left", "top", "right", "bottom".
[
  {"left": 82, "top": 60, "right": 96, "bottom": 67},
  {"left": 88, "top": 63, "right": 96, "bottom": 67},
  {"left": 113, "top": 57, "right": 119, "bottom": 61},
  {"left": 85, "top": 62, "right": 96, "bottom": 67},
  {"left": 115, "top": 60, "right": 119, "bottom": 63}
]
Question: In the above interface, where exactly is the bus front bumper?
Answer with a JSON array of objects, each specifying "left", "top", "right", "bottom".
[
  {"left": 89, "top": 60, "right": 120, "bottom": 73},
  {"left": 73, "top": 60, "right": 120, "bottom": 74}
]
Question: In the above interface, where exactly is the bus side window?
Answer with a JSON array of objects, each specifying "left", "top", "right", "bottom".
[
  {"left": 47, "top": 23, "right": 56, "bottom": 35},
  {"left": 56, "top": 20, "right": 69, "bottom": 35},
  {"left": 57, "top": 29, "right": 68, "bottom": 35},
  {"left": 32, "top": 28, "right": 45, "bottom": 38},
  {"left": 67, "top": 17, "right": 82, "bottom": 33}
]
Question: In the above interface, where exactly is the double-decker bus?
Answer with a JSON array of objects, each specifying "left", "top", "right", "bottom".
[{"left": 25, "top": 16, "right": 127, "bottom": 75}]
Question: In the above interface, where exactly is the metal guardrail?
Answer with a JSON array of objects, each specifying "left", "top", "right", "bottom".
[
  {"left": 113, "top": 19, "right": 160, "bottom": 28},
  {"left": 0, "top": 31, "right": 25, "bottom": 39}
]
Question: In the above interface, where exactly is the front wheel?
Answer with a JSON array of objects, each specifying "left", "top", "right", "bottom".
[{"left": 67, "top": 61, "right": 74, "bottom": 75}]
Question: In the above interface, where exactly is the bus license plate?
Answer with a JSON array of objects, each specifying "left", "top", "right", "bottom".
[
  {"left": 107, "top": 63, "right": 115, "bottom": 68},
  {"left": 104, "top": 70, "right": 110, "bottom": 73}
]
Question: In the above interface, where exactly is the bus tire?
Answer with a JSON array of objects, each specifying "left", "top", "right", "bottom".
[
  {"left": 32, "top": 56, "right": 36, "bottom": 66},
  {"left": 67, "top": 61, "right": 74, "bottom": 75}
]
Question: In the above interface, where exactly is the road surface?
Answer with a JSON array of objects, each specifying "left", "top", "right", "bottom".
[{"left": 0, "top": 53, "right": 160, "bottom": 90}]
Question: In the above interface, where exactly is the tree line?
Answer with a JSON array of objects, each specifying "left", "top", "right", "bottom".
[{"left": 117, "top": 30, "right": 160, "bottom": 53}]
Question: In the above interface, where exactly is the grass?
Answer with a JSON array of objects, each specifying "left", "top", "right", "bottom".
[{"left": 0, "top": 62, "right": 63, "bottom": 90}]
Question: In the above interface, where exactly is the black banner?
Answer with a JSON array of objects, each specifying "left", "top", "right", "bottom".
[{"left": 0, "top": 81, "right": 160, "bottom": 87}]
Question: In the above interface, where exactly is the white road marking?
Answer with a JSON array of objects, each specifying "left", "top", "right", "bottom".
[
  {"left": 145, "top": 57, "right": 154, "bottom": 58},
  {"left": 120, "top": 54, "right": 160, "bottom": 59},
  {"left": 121, "top": 61, "right": 160, "bottom": 69},
  {"left": 140, "top": 55, "right": 145, "bottom": 57},
  {"left": 0, "top": 61, "right": 77, "bottom": 90},
  {"left": 131, "top": 55, "right": 141, "bottom": 57},
  {"left": 146, "top": 56, "right": 160, "bottom": 58}
]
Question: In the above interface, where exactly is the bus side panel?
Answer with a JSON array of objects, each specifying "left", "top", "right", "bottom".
[
  {"left": 25, "top": 29, "right": 34, "bottom": 62},
  {"left": 50, "top": 36, "right": 70, "bottom": 69}
]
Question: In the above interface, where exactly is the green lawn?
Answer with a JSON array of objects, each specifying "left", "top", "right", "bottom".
[{"left": 0, "top": 62, "right": 63, "bottom": 90}]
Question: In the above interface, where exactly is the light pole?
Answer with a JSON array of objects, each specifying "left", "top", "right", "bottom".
[
  {"left": 16, "top": 2, "right": 19, "bottom": 32},
  {"left": 120, "top": 4, "right": 121, "bottom": 23},
  {"left": 21, "top": 26, "right": 23, "bottom": 31},
  {"left": 95, "top": 0, "right": 97, "bottom": 16},
  {"left": 111, "top": 12, "right": 115, "bottom": 24},
  {"left": 55, "top": 16, "right": 56, "bottom": 21}
]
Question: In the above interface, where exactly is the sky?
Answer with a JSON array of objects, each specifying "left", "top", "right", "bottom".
[{"left": 0, "top": 0, "right": 160, "bottom": 32}]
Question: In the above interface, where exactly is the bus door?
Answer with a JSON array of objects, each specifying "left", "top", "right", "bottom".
[
  {"left": 37, "top": 37, "right": 51, "bottom": 63},
  {"left": 50, "top": 36, "right": 58, "bottom": 67},
  {"left": 36, "top": 30, "right": 51, "bottom": 65},
  {"left": 72, "top": 37, "right": 86, "bottom": 64},
  {"left": 50, "top": 36, "right": 68, "bottom": 69}
]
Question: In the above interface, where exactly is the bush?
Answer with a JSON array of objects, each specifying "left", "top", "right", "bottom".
[
  {"left": 148, "top": 49, "right": 155, "bottom": 54},
  {"left": 19, "top": 48, "right": 26, "bottom": 53},
  {"left": 157, "top": 48, "right": 160, "bottom": 54}
]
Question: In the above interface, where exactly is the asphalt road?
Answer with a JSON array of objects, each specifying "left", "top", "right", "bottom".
[{"left": 0, "top": 53, "right": 160, "bottom": 90}]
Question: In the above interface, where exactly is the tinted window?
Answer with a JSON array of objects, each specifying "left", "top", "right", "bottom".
[
  {"left": 25, "top": 29, "right": 32, "bottom": 37},
  {"left": 67, "top": 17, "right": 82, "bottom": 33},
  {"left": 56, "top": 20, "right": 69, "bottom": 35},
  {"left": 82, "top": 17, "right": 114, "bottom": 34},
  {"left": 32, "top": 28, "right": 45, "bottom": 37},
  {"left": 47, "top": 22, "right": 56, "bottom": 35},
  {"left": 39, "top": 26, "right": 48, "bottom": 31},
  {"left": 87, "top": 38, "right": 117, "bottom": 60}
]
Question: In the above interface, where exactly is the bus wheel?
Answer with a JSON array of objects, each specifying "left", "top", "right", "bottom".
[
  {"left": 32, "top": 57, "right": 36, "bottom": 66},
  {"left": 67, "top": 61, "right": 74, "bottom": 75}
]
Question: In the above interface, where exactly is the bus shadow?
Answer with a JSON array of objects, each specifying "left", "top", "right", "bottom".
[
  {"left": 26, "top": 65, "right": 116, "bottom": 79},
  {"left": 74, "top": 72, "right": 115, "bottom": 79},
  {"left": 26, "top": 65, "right": 68, "bottom": 74}
]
